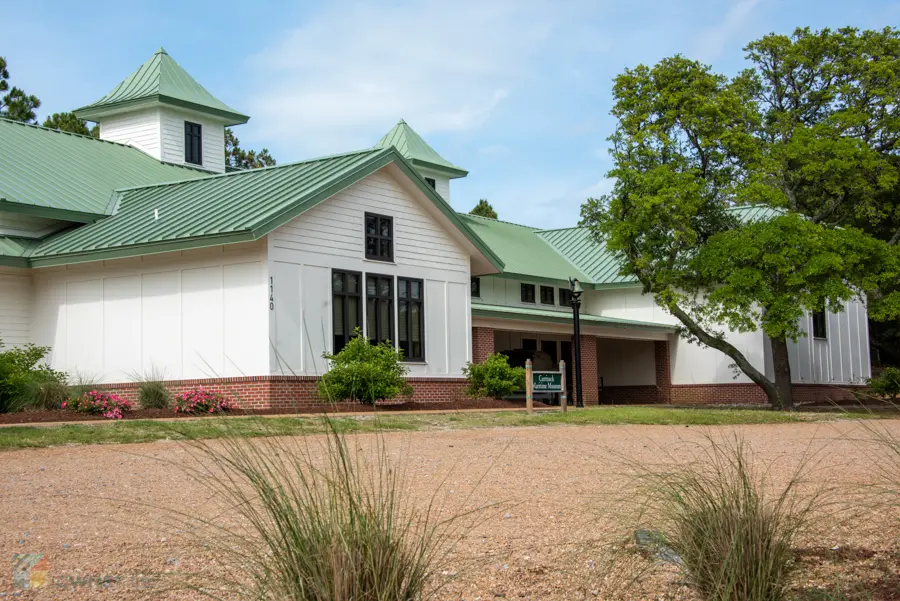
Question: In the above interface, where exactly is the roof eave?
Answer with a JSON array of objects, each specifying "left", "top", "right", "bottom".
[
  {"left": 410, "top": 158, "right": 468, "bottom": 178},
  {"left": 75, "top": 94, "right": 249, "bottom": 126},
  {"left": 0, "top": 199, "right": 105, "bottom": 224}
]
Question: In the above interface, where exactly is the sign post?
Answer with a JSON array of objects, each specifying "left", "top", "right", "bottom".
[
  {"left": 559, "top": 360, "right": 567, "bottom": 413},
  {"left": 525, "top": 358, "right": 533, "bottom": 414}
]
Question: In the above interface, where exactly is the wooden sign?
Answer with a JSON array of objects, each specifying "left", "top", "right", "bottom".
[{"left": 532, "top": 371, "right": 563, "bottom": 392}]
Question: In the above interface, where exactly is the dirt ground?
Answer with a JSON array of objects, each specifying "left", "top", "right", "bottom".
[{"left": 0, "top": 420, "right": 898, "bottom": 600}]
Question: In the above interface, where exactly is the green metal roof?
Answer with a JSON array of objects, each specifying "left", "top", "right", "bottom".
[
  {"left": 374, "top": 119, "right": 467, "bottom": 178},
  {"left": 29, "top": 148, "right": 504, "bottom": 270},
  {"left": 458, "top": 214, "right": 591, "bottom": 283},
  {"left": 74, "top": 48, "right": 249, "bottom": 125},
  {"left": 0, "top": 118, "right": 206, "bottom": 216},
  {"left": 471, "top": 303, "right": 674, "bottom": 331},
  {"left": 728, "top": 204, "right": 785, "bottom": 223},
  {"left": 0, "top": 236, "right": 40, "bottom": 267},
  {"left": 537, "top": 227, "right": 636, "bottom": 286}
]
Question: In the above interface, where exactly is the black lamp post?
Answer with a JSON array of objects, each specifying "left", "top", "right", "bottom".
[{"left": 569, "top": 277, "right": 584, "bottom": 408}]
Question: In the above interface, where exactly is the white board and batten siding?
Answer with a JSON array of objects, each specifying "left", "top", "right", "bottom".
[
  {"left": 787, "top": 300, "right": 871, "bottom": 385},
  {"left": 267, "top": 168, "right": 471, "bottom": 378},
  {"left": 30, "top": 243, "right": 268, "bottom": 383},
  {"left": 0, "top": 267, "right": 32, "bottom": 347}
]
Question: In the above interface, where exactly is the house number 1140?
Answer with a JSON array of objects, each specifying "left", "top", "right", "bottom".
[{"left": 269, "top": 277, "right": 275, "bottom": 310}]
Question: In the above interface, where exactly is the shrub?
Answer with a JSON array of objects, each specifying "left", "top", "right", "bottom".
[
  {"left": 319, "top": 330, "right": 413, "bottom": 404},
  {"left": 174, "top": 387, "right": 231, "bottom": 414},
  {"left": 129, "top": 368, "right": 172, "bottom": 409},
  {"left": 462, "top": 353, "right": 525, "bottom": 399},
  {"left": 0, "top": 339, "right": 67, "bottom": 413},
  {"left": 18, "top": 377, "right": 70, "bottom": 411},
  {"left": 868, "top": 367, "right": 900, "bottom": 402},
  {"left": 65, "top": 390, "right": 131, "bottom": 420}
]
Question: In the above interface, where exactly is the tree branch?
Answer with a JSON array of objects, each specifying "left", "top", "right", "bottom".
[{"left": 889, "top": 226, "right": 900, "bottom": 246}]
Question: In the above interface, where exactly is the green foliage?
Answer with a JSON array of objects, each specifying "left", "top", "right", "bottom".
[
  {"left": 462, "top": 353, "right": 525, "bottom": 399},
  {"left": 0, "top": 339, "right": 67, "bottom": 413},
  {"left": 319, "top": 330, "right": 413, "bottom": 404},
  {"left": 0, "top": 56, "right": 40, "bottom": 123},
  {"left": 42, "top": 112, "right": 99, "bottom": 137},
  {"left": 469, "top": 199, "right": 498, "bottom": 219},
  {"left": 868, "top": 367, "right": 900, "bottom": 402},
  {"left": 128, "top": 367, "right": 172, "bottom": 409},
  {"left": 225, "top": 128, "right": 276, "bottom": 170}
]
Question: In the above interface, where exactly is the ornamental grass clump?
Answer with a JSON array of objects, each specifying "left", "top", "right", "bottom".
[
  {"left": 634, "top": 434, "right": 829, "bottom": 601},
  {"left": 128, "top": 367, "right": 172, "bottom": 409},
  {"left": 65, "top": 390, "right": 131, "bottom": 420},
  {"left": 173, "top": 387, "right": 231, "bottom": 414}
]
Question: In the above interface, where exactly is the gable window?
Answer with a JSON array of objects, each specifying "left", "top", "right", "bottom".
[
  {"left": 540, "top": 285, "right": 554, "bottom": 305},
  {"left": 471, "top": 277, "right": 481, "bottom": 298},
  {"left": 365, "top": 213, "right": 393, "bottom": 262},
  {"left": 812, "top": 310, "right": 827, "bottom": 339},
  {"left": 184, "top": 121, "right": 202, "bottom": 165},
  {"left": 520, "top": 283, "right": 535, "bottom": 303},
  {"left": 559, "top": 287, "right": 572, "bottom": 307},
  {"left": 332, "top": 270, "right": 362, "bottom": 353},
  {"left": 425, "top": 177, "right": 436, "bottom": 190},
  {"left": 398, "top": 278, "right": 425, "bottom": 361},
  {"left": 366, "top": 274, "right": 394, "bottom": 345}
]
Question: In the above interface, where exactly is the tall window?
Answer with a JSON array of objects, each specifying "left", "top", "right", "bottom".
[
  {"left": 559, "top": 287, "right": 572, "bottom": 307},
  {"left": 471, "top": 277, "right": 481, "bottom": 298},
  {"left": 812, "top": 310, "right": 827, "bottom": 339},
  {"left": 366, "top": 274, "right": 394, "bottom": 345},
  {"left": 521, "top": 283, "right": 535, "bottom": 303},
  {"left": 332, "top": 270, "right": 362, "bottom": 353},
  {"left": 365, "top": 213, "right": 393, "bottom": 262},
  {"left": 184, "top": 121, "right": 202, "bottom": 165},
  {"left": 398, "top": 278, "right": 425, "bottom": 361},
  {"left": 540, "top": 285, "right": 554, "bottom": 305}
]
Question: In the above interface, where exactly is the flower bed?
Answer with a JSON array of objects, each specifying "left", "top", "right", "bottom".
[
  {"left": 174, "top": 387, "right": 232, "bottom": 414},
  {"left": 64, "top": 390, "right": 132, "bottom": 420}
]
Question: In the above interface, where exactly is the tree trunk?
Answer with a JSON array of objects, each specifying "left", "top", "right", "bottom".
[
  {"left": 769, "top": 336, "right": 795, "bottom": 410},
  {"left": 667, "top": 302, "right": 788, "bottom": 410}
]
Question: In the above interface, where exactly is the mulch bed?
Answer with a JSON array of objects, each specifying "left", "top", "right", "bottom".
[{"left": 0, "top": 397, "right": 553, "bottom": 425}]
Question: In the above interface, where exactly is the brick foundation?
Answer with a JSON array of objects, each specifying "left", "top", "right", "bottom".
[
  {"left": 600, "top": 385, "right": 660, "bottom": 404},
  {"left": 472, "top": 327, "right": 495, "bottom": 363},
  {"left": 101, "top": 375, "right": 472, "bottom": 411},
  {"left": 670, "top": 383, "right": 866, "bottom": 405}
]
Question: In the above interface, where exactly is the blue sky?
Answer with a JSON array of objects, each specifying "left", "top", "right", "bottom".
[{"left": 4, "top": 0, "right": 898, "bottom": 228}]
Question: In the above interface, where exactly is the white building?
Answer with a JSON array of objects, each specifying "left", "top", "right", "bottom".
[{"left": 0, "top": 49, "right": 870, "bottom": 406}]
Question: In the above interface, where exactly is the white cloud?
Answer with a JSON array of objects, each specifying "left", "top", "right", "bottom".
[
  {"left": 244, "top": 0, "right": 560, "bottom": 156},
  {"left": 692, "top": 0, "right": 761, "bottom": 62}
]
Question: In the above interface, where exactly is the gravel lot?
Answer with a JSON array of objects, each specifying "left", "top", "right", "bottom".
[{"left": 1, "top": 420, "right": 898, "bottom": 600}]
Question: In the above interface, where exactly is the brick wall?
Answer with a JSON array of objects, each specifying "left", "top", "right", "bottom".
[
  {"left": 655, "top": 339, "right": 672, "bottom": 403},
  {"left": 102, "top": 375, "right": 472, "bottom": 411},
  {"left": 472, "top": 326, "right": 495, "bottom": 363},
  {"left": 600, "top": 385, "right": 660, "bottom": 404},
  {"left": 580, "top": 335, "right": 599, "bottom": 404},
  {"left": 670, "top": 383, "right": 865, "bottom": 405}
]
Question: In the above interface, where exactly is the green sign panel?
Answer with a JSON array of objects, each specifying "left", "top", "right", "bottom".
[{"left": 532, "top": 371, "right": 563, "bottom": 392}]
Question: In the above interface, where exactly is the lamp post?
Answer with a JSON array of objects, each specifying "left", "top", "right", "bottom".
[{"left": 569, "top": 277, "right": 584, "bottom": 408}]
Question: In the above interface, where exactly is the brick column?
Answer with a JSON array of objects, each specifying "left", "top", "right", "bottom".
[
  {"left": 654, "top": 339, "right": 672, "bottom": 404},
  {"left": 580, "top": 335, "right": 599, "bottom": 405},
  {"left": 472, "top": 327, "right": 495, "bottom": 363}
]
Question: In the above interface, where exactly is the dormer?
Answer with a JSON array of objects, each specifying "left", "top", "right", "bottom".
[
  {"left": 374, "top": 119, "right": 467, "bottom": 201},
  {"left": 74, "top": 48, "right": 249, "bottom": 173}
]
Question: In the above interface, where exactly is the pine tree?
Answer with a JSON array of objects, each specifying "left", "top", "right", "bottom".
[{"left": 469, "top": 199, "right": 497, "bottom": 219}]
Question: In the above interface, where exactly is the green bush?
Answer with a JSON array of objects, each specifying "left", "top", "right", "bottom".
[
  {"left": 0, "top": 339, "right": 68, "bottom": 413},
  {"left": 868, "top": 367, "right": 900, "bottom": 402},
  {"left": 462, "top": 353, "right": 526, "bottom": 399},
  {"left": 129, "top": 368, "right": 172, "bottom": 409},
  {"left": 319, "top": 330, "right": 413, "bottom": 404}
]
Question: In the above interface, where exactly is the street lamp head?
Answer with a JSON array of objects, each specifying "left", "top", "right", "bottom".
[{"left": 569, "top": 277, "right": 584, "bottom": 299}]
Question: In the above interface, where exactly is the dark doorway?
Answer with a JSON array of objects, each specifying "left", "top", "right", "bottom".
[
  {"left": 522, "top": 338, "right": 538, "bottom": 352},
  {"left": 560, "top": 340, "right": 573, "bottom": 406},
  {"left": 540, "top": 340, "right": 558, "bottom": 365}
]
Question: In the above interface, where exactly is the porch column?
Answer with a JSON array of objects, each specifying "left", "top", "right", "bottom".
[
  {"left": 654, "top": 339, "right": 672, "bottom": 404},
  {"left": 580, "top": 335, "right": 599, "bottom": 404},
  {"left": 472, "top": 327, "right": 495, "bottom": 363}
]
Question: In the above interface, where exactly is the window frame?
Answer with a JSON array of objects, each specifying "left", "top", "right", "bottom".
[
  {"left": 424, "top": 177, "right": 436, "bottom": 190},
  {"left": 364, "top": 212, "right": 394, "bottom": 262},
  {"left": 184, "top": 121, "right": 203, "bottom": 165},
  {"left": 540, "top": 285, "right": 555, "bottom": 305},
  {"left": 471, "top": 277, "right": 481, "bottom": 298},
  {"left": 366, "top": 273, "right": 394, "bottom": 346},
  {"left": 520, "top": 283, "right": 536, "bottom": 304},
  {"left": 331, "top": 270, "right": 363, "bottom": 353},
  {"left": 559, "top": 287, "right": 572, "bottom": 307},
  {"left": 398, "top": 278, "right": 425, "bottom": 362},
  {"left": 812, "top": 310, "right": 828, "bottom": 339}
]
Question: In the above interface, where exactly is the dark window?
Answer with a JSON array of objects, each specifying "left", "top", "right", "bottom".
[
  {"left": 471, "top": 277, "right": 481, "bottom": 298},
  {"left": 398, "top": 278, "right": 425, "bottom": 361},
  {"left": 812, "top": 311, "right": 827, "bottom": 339},
  {"left": 332, "top": 270, "right": 362, "bottom": 353},
  {"left": 366, "top": 274, "right": 394, "bottom": 345},
  {"left": 559, "top": 287, "right": 572, "bottom": 306},
  {"left": 184, "top": 121, "right": 202, "bottom": 165},
  {"left": 522, "top": 338, "right": 537, "bottom": 352},
  {"left": 520, "top": 283, "right": 535, "bottom": 303},
  {"left": 540, "top": 285, "right": 554, "bottom": 305},
  {"left": 365, "top": 213, "right": 393, "bottom": 262},
  {"left": 425, "top": 177, "right": 436, "bottom": 190}
]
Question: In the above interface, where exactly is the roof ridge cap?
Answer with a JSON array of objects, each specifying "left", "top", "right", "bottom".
[{"left": 459, "top": 212, "right": 539, "bottom": 230}]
